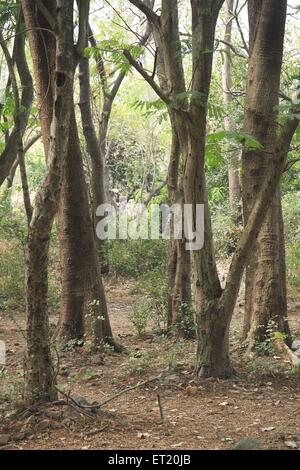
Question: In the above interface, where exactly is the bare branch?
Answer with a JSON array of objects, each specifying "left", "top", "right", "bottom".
[
  {"left": 218, "top": 38, "right": 248, "bottom": 58},
  {"left": 123, "top": 49, "right": 170, "bottom": 104},
  {"left": 128, "top": 0, "right": 160, "bottom": 25}
]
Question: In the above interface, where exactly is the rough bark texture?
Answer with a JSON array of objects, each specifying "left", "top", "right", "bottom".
[
  {"left": 57, "top": 105, "right": 116, "bottom": 348},
  {"left": 242, "top": 0, "right": 291, "bottom": 350},
  {"left": 57, "top": 107, "right": 87, "bottom": 341},
  {"left": 21, "top": 0, "right": 56, "bottom": 161},
  {"left": 22, "top": 0, "right": 74, "bottom": 402}
]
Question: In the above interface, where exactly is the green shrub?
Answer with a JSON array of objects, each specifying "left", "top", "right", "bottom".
[
  {"left": 283, "top": 192, "right": 300, "bottom": 243},
  {"left": 283, "top": 192, "right": 300, "bottom": 295},
  {"left": 129, "top": 267, "right": 168, "bottom": 335},
  {"left": 286, "top": 241, "right": 300, "bottom": 294},
  {"left": 108, "top": 239, "right": 168, "bottom": 278}
]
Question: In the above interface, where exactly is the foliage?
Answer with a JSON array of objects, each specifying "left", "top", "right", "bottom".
[
  {"left": 108, "top": 239, "right": 168, "bottom": 278},
  {"left": 130, "top": 267, "right": 168, "bottom": 335}
]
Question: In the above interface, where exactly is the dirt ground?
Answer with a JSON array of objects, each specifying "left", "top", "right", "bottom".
[{"left": 0, "top": 279, "right": 300, "bottom": 450}]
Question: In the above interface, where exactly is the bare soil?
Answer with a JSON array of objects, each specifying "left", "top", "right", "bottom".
[{"left": 0, "top": 279, "right": 300, "bottom": 450}]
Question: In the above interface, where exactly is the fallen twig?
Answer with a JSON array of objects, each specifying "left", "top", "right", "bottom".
[
  {"left": 55, "top": 388, "right": 96, "bottom": 419},
  {"left": 157, "top": 393, "right": 164, "bottom": 424},
  {"left": 85, "top": 425, "right": 108, "bottom": 437},
  {"left": 56, "top": 370, "right": 165, "bottom": 411}
]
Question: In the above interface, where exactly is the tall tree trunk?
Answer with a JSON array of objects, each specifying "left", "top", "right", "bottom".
[
  {"left": 241, "top": 0, "right": 291, "bottom": 350},
  {"left": 150, "top": 3, "right": 192, "bottom": 334},
  {"left": 78, "top": 52, "right": 109, "bottom": 276},
  {"left": 22, "top": 0, "right": 74, "bottom": 402},
  {"left": 56, "top": 107, "right": 87, "bottom": 341},
  {"left": 222, "top": 0, "right": 241, "bottom": 224},
  {"left": 57, "top": 105, "right": 117, "bottom": 348},
  {"left": 22, "top": 0, "right": 116, "bottom": 347}
]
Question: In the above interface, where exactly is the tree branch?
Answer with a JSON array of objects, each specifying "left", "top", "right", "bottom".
[
  {"left": 123, "top": 49, "right": 170, "bottom": 104},
  {"left": 0, "top": 29, "right": 32, "bottom": 222},
  {"left": 218, "top": 38, "right": 248, "bottom": 58},
  {"left": 128, "top": 0, "right": 160, "bottom": 25},
  {"left": 76, "top": 0, "right": 90, "bottom": 56},
  {"left": 33, "top": 0, "right": 56, "bottom": 31}
]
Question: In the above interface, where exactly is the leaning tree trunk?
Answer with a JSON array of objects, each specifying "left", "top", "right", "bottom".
[
  {"left": 23, "top": 0, "right": 74, "bottom": 402},
  {"left": 241, "top": 0, "right": 291, "bottom": 351},
  {"left": 0, "top": 10, "right": 34, "bottom": 187}
]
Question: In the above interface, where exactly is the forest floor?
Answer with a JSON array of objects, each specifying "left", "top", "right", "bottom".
[{"left": 0, "top": 279, "right": 300, "bottom": 450}]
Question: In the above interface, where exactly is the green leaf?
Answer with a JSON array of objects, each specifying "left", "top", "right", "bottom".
[{"left": 207, "top": 130, "right": 263, "bottom": 149}]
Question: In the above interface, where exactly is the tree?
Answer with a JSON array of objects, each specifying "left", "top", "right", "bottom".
[
  {"left": 79, "top": 12, "right": 152, "bottom": 274},
  {"left": 22, "top": 0, "right": 118, "bottom": 348},
  {"left": 127, "top": 0, "right": 299, "bottom": 377},
  {"left": 222, "top": 0, "right": 241, "bottom": 224},
  {"left": 21, "top": 0, "right": 75, "bottom": 401},
  {"left": 0, "top": 9, "right": 33, "bottom": 187},
  {"left": 241, "top": 0, "right": 291, "bottom": 351}
]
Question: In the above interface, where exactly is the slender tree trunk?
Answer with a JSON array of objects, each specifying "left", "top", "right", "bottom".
[
  {"left": 78, "top": 53, "right": 109, "bottom": 276},
  {"left": 151, "top": 7, "right": 192, "bottom": 334},
  {"left": 241, "top": 0, "right": 291, "bottom": 350},
  {"left": 222, "top": 0, "right": 241, "bottom": 224}
]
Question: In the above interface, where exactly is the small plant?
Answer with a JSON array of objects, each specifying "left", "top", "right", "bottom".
[
  {"left": 129, "top": 298, "right": 150, "bottom": 335},
  {"left": 121, "top": 349, "right": 151, "bottom": 376},
  {"left": 177, "top": 301, "right": 196, "bottom": 339},
  {"left": 253, "top": 320, "right": 287, "bottom": 356}
]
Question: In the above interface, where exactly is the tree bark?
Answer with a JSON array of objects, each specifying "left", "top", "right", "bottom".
[
  {"left": 241, "top": 0, "right": 291, "bottom": 350},
  {"left": 22, "top": 0, "right": 116, "bottom": 347},
  {"left": 150, "top": 1, "right": 192, "bottom": 334},
  {"left": 22, "top": 0, "right": 74, "bottom": 402},
  {"left": 57, "top": 104, "right": 117, "bottom": 348},
  {"left": 222, "top": 0, "right": 241, "bottom": 224}
]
